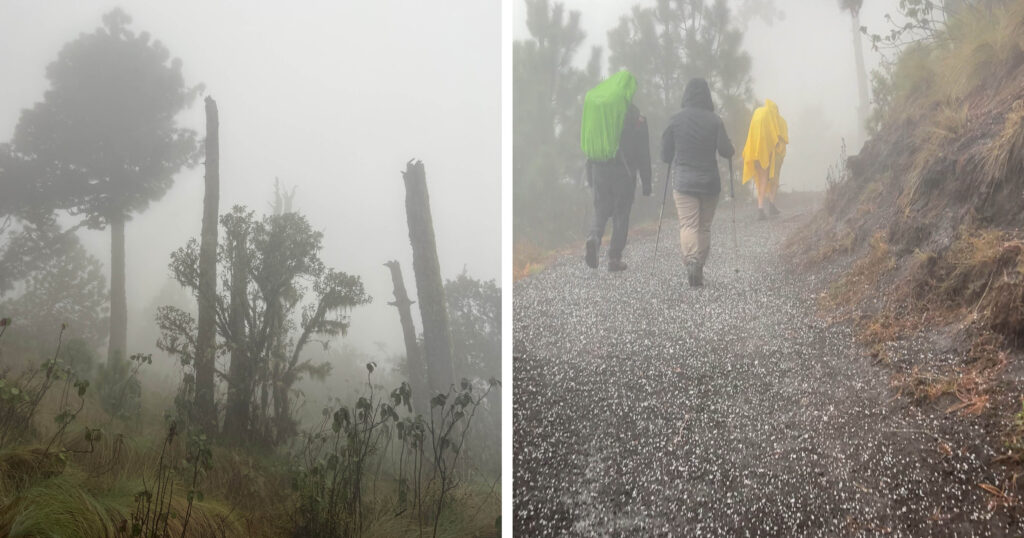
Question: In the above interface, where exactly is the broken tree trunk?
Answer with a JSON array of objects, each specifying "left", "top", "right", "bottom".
[
  {"left": 384, "top": 260, "right": 430, "bottom": 414},
  {"left": 401, "top": 160, "right": 455, "bottom": 399},
  {"left": 194, "top": 96, "right": 220, "bottom": 434}
]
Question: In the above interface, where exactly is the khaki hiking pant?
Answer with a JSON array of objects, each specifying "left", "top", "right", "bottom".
[{"left": 673, "top": 191, "right": 718, "bottom": 268}]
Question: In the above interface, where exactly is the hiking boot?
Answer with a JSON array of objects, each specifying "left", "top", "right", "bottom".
[
  {"left": 768, "top": 202, "right": 780, "bottom": 217},
  {"left": 757, "top": 208, "right": 767, "bottom": 221},
  {"left": 685, "top": 261, "right": 701, "bottom": 287},
  {"left": 693, "top": 263, "right": 705, "bottom": 287},
  {"left": 584, "top": 239, "right": 598, "bottom": 269},
  {"left": 608, "top": 258, "right": 627, "bottom": 272}
]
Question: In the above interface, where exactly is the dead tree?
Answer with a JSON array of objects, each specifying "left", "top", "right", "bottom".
[
  {"left": 401, "top": 160, "right": 454, "bottom": 399},
  {"left": 384, "top": 260, "right": 429, "bottom": 414},
  {"left": 194, "top": 96, "right": 219, "bottom": 433}
]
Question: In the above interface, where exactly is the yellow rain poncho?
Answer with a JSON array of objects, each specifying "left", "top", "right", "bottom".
[
  {"left": 774, "top": 112, "right": 788, "bottom": 179},
  {"left": 742, "top": 99, "right": 788, "bottom": 186}
]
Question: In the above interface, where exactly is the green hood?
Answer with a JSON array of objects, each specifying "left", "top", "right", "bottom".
[{"left": 580, "top": 70, "right": 637, "bottom": 161}]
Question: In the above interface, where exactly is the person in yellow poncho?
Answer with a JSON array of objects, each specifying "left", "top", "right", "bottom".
[{"left": 741, "top": 99, "right": 788, "bottom": 219}]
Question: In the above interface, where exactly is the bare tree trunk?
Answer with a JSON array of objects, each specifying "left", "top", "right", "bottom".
[
  {"left": 194, "top": 96, "right": 220, "bottom": 434},
  {"left": 851, "top": 12, "right": 870, "bottom": 140},
  {"left": 273, "top": 371, "right": 294, "bottom": 444},
  {"left": 223, "top": 214, "right": 251, "bottom": 442},
  {"left": 266, "top": 297, "right": 286, "bottom": 441},
  {"left": 108, "top": 213, "right": 127, "bottom": 363},
  {"left": 384, "top": 260, "right": 430, "bottom": 413},
  {"left": 401, "top": 160, "right": 455, "bottom": 398}
]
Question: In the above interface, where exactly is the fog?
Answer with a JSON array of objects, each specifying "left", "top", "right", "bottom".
[
  {"left": 1, "top": 1, "right": 499, "bottom": 359},
  {"left": 514, "top": 0, "right": 894, "bottom": 192}
]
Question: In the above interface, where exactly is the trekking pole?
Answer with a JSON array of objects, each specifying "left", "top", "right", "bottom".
[
  {"left": 728, "top": 158, "right": 738, "bottom": 250},
  {"left": 652, "top": 162, "right": 671, "bottom": 272}
]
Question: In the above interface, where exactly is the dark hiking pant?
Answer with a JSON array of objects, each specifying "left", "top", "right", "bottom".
[{"left": 587, "top": 161, "right": 636, "bottom": 261}]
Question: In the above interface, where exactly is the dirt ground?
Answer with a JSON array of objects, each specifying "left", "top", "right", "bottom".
[{"left": 513, "top": 193, "right": 1024, "bottom": 537}]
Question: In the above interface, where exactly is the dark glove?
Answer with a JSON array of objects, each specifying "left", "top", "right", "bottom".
[{"left": 642, "top": 183, "right": 652, "bottom": 196}]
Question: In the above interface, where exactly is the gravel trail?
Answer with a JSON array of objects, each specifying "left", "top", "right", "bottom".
[{"left": 513, "top": 200, "right": 1022, "bottom": 537}]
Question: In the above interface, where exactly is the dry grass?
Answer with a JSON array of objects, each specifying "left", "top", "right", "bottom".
[
  {"left": 824, "top": 231, "right": 895, "bottom": 310},
  {"left": 942, "top": 3, "right": 1024, "bottom": 101},
  {"left": 897, "top": 99, "right": 967, "bottom": 216},
  {"left": 978, "top": 98, "right": 1024, "bottom": 205},
  {"left": 914, "top": 229, "right": 1024, "bottom": 343},
  {"left": 513, "top": 240, "right": 555, "bottom": 281},
  {"left": 890, "top": 334, "right": 1009, "bottom": 418}
]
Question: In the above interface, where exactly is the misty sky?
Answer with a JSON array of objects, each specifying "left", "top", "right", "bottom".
[
  {"left": 1, "top": 1, "right": 499, "bottom": 357},
  {"left": 514, "top": 0, "right": 893, "bottom": 192}
]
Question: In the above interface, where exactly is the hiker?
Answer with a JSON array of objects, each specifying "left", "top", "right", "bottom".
[
  {"left": 581, "top": 70, "right": 652, "bottom": 272},
  {"left": 661, "top": 78, "right": 734, "bottom": 287},
  {"left": 741, "top": 99, "right": 788, "bottom": 219}
]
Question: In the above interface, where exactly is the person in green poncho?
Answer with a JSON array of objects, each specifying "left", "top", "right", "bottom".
[{"left": 581, "top": 71, "right": 652, "bottom": 272}]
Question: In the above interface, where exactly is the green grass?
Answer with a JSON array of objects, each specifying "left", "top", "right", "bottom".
[{"left": 1, "top": 472, "right": 121, "bottom": 538}]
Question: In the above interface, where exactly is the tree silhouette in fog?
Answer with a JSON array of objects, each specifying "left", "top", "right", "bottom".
[
  {"left": 513, "top": 0, "right": 602, "bottom": 247},
  {"left": 6, "top": 8, "right": 201, "bottom": 364},
  {"left": 444, "top": 271, "right": 501, "bottom": 471},
  {"left": 0, "top": 221, "right": 108, "bottom": 358},
  {"left": 160, "top": 206, "right": 371, "bottom": 445}
]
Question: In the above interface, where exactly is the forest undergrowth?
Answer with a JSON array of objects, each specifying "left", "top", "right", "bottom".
[{"left": 0, "top": 323, "right": 500, "bottom": 538}]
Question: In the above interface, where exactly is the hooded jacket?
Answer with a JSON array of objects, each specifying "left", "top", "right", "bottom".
[{"left": 661, "top": 78, "right": 735, "bottom": 196}]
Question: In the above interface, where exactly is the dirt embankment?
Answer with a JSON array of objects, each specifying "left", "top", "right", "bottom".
[{"left": 786, "top": 4, "right": 1024, "bottom": 466}]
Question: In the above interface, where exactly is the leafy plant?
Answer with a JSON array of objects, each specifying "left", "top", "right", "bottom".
[
  {"left": 124, "top": 419, "right": 186, "bottom": 538},
  {"left": 44, "top": 373, "right": 91, "bottom": 454},
  {"left": 425, "top": 377, "right": 499, "bottom": 537},
  {"left": 180, "top": 431, "right": 213, "bottom": 535},
  {"left": 0, "top": 323, "right": 68, "bottom": 447},
  {"left": 291, "top": 362, "right": 406, "bottom": 537},
  {"left": 94, "top": 352, "right": 150, "bottom": 423}
]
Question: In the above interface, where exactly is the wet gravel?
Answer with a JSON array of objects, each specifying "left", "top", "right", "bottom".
[{"left": 513, "top": 201, "right": 1023, "bottom": 537}]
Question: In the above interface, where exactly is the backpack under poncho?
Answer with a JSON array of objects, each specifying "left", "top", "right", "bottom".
[{"left": 580, "top": 70, "right": 637, "bottom": 161}]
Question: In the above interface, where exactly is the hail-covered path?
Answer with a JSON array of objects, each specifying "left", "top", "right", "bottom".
[{"left": 513, "top": 198, "right": 1021, "bottom": 537}]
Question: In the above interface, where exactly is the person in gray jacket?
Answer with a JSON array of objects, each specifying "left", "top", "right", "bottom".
[{"left": 661, "top": 78, "right": 734, "bottom": 287}]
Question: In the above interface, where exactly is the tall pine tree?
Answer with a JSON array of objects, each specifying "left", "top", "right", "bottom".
[{"left": 6, "top": 9, "right": 200, "bottom": 363}]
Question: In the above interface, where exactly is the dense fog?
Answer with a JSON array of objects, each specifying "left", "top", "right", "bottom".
[{"left": 1, "top": 1, "right": 499, "bottom": 361}]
